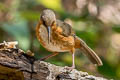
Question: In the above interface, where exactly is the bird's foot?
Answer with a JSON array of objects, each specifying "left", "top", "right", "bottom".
[{"left": 64, "top": 66, "right": 75, "bottom": 71}]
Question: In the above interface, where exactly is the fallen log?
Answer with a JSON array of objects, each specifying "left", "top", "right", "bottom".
[{"left": 0, "top": 41, "right": 107, "bottom": 80}]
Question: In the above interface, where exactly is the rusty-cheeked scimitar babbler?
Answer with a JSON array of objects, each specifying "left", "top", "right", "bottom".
[{"left": 36, "top": 9, "right": 103, "bottom": 69}]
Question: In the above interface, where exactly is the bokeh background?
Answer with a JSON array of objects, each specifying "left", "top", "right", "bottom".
[{"left": 0, "top": 0, "right": 120, "bottom": 79}]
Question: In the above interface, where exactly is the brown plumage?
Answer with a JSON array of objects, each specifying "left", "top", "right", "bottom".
[{"left": 36, "top": 9, "right": 102, "bottom": 68}]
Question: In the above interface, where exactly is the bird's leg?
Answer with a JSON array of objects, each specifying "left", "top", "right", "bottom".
[
  {"left": 65, "top": 48, "right": 75, "bottom": 70},
  {"left": 40, "top": 52, "right": 58, "bottom": 61},
  {"left": 70, "top": 48, "right": 75, "bottom": 69},
  {"left": 72, "top": 53, "right": 75, "bottom": 68}
]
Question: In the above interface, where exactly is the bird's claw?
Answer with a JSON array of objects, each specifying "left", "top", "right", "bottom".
[{"left": 64, "top": 66, "right": 75, "bottom": 71}]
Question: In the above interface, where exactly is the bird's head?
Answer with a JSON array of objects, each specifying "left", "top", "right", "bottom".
[{"left": 41, "top": 9, "right": 56, "bottom": 43}]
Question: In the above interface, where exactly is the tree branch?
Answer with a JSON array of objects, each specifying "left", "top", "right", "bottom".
[{"left": 0, "top": 41, "right": 107, "bottom": 80}]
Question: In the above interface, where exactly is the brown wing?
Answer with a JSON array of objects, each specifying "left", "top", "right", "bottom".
[{"left": 56, "top": 20, "right": 75, "bottom": 37}]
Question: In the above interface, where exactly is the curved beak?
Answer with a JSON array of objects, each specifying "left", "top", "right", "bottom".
[{"left": 47, "top": 26, "right": 51, "bottom": 44}]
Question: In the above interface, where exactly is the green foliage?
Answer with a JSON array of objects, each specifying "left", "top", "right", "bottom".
[
  {"left": 37, "top": 0, "right": 63, "bottom": 12},
  {"left": 0, "top": 3, "right": 9, "bottom": 11},
  {"left": 98, "top": 59, "right": 117, "bottom": 79},
  {"left": 112, "top": 26, "right": 120, "bottom": 33},
  {"left": 20, "top": 11, "right": 40, "bottom": 21}
]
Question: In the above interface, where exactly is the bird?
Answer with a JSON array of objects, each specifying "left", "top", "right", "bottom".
[{"left": 36, "top": 9, "right": 103, "bottom": 69}]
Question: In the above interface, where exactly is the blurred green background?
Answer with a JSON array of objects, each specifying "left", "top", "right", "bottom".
[{"left": 0, "top": 0, "right": 120, "bottom": 79}]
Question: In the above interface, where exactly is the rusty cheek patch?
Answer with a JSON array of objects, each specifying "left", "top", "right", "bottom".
[{"left": 36, "top": 20, "right": 46, "bottom": 46}]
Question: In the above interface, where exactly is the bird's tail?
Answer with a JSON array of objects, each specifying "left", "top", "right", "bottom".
[{"left": 74, "top": 36, "right": 103, "bottom": 66}]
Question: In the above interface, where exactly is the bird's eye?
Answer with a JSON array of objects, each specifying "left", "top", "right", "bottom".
[
  {"left": 41, "top": 16, "right": 45, "bottom": 20},
  {"left": 42, "top": 16, "right": 45, "bottom": 18}
]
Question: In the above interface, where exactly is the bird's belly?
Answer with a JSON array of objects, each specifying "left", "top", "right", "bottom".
[
  {"left": 43, "top": 43, "right": 69, "bottom": 52},
  {"left": 37, "top": 24, "right": 69, "bottom": 52}
]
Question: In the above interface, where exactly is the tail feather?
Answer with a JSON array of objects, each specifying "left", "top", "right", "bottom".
[{"left": 75, "top": 36, "right": 103, "bottom": 66}]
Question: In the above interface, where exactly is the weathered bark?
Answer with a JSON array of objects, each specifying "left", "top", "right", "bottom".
[{"left": 0, "top": 41, "right": 107, "bottom": 80}]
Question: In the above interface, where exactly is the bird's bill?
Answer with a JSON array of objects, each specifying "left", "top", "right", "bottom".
[{"left": 47, "top": 26, "right": 51, "bottom": 44}]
